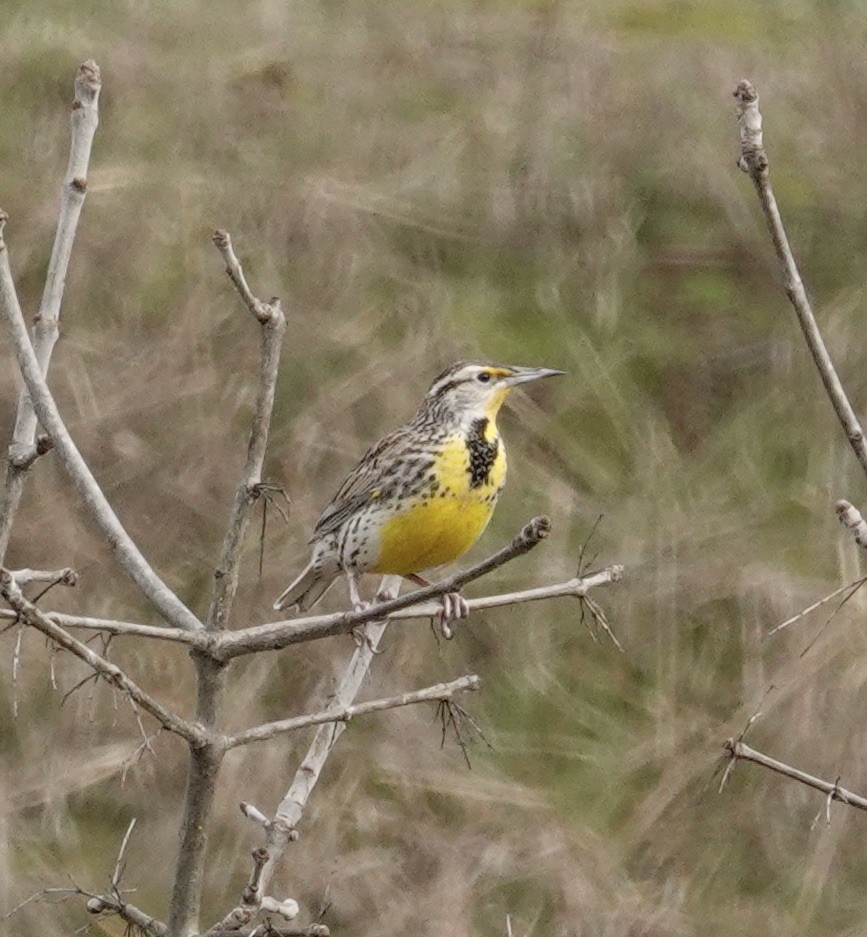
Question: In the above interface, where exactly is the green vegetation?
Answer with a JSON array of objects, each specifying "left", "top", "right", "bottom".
[{"left": 4, "top": 1, "right": 867, "bottom": 934}]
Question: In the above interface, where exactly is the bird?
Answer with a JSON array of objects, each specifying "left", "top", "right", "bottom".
[{"left": 273, "top": 361, "right": 564, "bottom": 633}]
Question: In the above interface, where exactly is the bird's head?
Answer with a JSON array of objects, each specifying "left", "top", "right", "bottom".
[{"left": 420, "top": 361, "right": 565, "bottom": 426}]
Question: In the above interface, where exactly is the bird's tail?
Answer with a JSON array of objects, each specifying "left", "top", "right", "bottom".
[{"left": 273, "top": 561, "right": 337, "bottom": 612}]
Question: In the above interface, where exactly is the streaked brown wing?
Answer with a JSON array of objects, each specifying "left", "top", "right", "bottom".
[{"left": 311, "top": 425, "right": 414, "bottom": 541}]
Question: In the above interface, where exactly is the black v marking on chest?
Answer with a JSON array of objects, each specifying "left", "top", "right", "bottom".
[{"left": 466, "top": 418, "right": 499, "bottom": 489}]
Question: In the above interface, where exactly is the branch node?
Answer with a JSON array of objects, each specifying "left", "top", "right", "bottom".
[
  {"left": 836, "top": 499, "right": 867, "bottom": 549},
  {"left": 734, "top": 79, "right": 766, "bottom": 175}
]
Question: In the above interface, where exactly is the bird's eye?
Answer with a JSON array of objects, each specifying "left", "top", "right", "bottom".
[{"left": 476, "top": 371, "right": 492, "bottom": 383}]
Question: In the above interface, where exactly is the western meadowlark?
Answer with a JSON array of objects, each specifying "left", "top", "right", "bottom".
[{"left": 273, "top": 361, "right": 563, "bottom": 630}]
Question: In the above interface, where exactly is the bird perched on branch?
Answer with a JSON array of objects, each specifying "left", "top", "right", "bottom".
[{"left": 273, "top": 361, "right": 564, "bottom": 634}]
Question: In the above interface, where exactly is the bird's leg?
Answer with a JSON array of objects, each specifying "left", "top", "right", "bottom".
[
  {"left": 346, "top": 572, "right": 383, "bottom": 653},
  {"left": 347, "top": 572, "right": 368, "bottom": 612},
  {"left": 407, "top": 574, "right": 469, "bottom": 640}
]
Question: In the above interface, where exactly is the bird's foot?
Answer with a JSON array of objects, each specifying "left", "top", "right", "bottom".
[
  {"left": 436, "top": 591, "right": 469, "bottom": 640},
  {"left": 351, "top": 622, "right": 384, "bottom": 654},
  {"left": 349, "top": 599, "right": 385, "bottom": 654}
]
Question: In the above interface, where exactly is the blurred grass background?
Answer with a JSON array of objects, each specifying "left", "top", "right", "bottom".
[{"left": 3, "top": 0, "right": 867, "bottom": 934}]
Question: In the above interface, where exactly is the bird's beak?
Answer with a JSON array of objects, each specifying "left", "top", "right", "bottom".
[{"left": 502, "top": 366, "right": 566, "bottom": 386}]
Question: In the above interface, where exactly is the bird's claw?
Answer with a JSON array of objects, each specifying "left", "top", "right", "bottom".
[
  {"left": 436, "top": 591, "right": 470, "bottom": 640},
  {"left": 351, "top": 623, "right": 384, "bottom": 654}
]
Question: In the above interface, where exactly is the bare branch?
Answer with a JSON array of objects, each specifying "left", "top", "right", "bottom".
[
  {"left": 0, "top": 607, "right": 206, "bottom": 645},
  {"left": 0, "top": 570, "right": 207, "bottom": 746},
  {"left": 722, "top": 738, "right": 867, "bottom": 814},
  {"left": 0, "top": 215, "right": 202, "bottom": 633},
  {"left": 216, "top": 515, "right": 563, "bottom": 659},
  {"left": 206, "top": 927, "right": 329, "bottom": 937},
  {"left": 3, "top": 884, "right": 166, "bottom": 937},
  {"left": 226, "top": 674, "right": 481, "bottom": 749},
  {"left": 84, "top": 891, "right": 167, "bottom": 937},
  {"left": 0, "top": 61, "right": 101, "bottom": 563},
  {"left": 734, "top": 79, "right": 867, "bottom": 478},
  {"left": 767, "top": 577, "right": 867, "bottom": 636},
  {"left": 207, "top": 231, "right": 286, "bottom": 631},
  {"left": 836, "top": 499, "right": 867, "bottom": 549},
  {"left": 211, "top": 576, "right": 402, "bottom": 934},
  {"left": 8, "top": 567, "right": 78, "bottom": 587},
  {"left": 213, "top": 230, "right": 283, "bottom": 325}
]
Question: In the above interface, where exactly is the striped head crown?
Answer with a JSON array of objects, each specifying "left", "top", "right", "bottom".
[{"left": 418, "top": 361, "right": 565, "bottom": 425}]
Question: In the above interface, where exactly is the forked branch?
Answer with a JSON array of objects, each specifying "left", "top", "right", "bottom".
[
  {"left": 0, "top": 570, "right": 206, "bottom": 747},
  {"left": 734, "top": 79, "right": 867, "bottom": 478}
]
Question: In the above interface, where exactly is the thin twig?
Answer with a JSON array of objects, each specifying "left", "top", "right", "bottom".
[
  {"left": 226, "top": 674, "right": 480, "bottom": 748},
  {"left": 206, "top": 231, "right": 286, "bottom": 631},
  {"left": 798, "top": 576, "right": 867, "bottom": 658},
  {"left": 84, "top": 890, "right": 168, "bottom": 937},
  {"left": 111, "top": 818, "right": 137, "bottom": 892},
  {"left": 205, "top": 927, "right": 329, "bottom": 937},
  {"left": 8, "top": 567, "right": 78, "bottom": 587},
  {"left": 767, "top": 576, "right": 867, "bottom": 635},
  {"left": 0, "top": 570, "right": 207, "bottom": 746},
  {"left": 0, "top": 217, "right": 202, "bottom": 633},
  {"left": 722, "top": 738, "right": 867, "bottom": 814},
  {"left": 0, "top": 61, "right": 101, "bottom": 564},
  {"left": 4, "top": 884, "right": 166, "bottom": 937},
  {"left": 0, "top": 607, "right": 208, "bottom": 645},
  {"left": 734, "top": 79, "right": 867, "bottom": 478}
]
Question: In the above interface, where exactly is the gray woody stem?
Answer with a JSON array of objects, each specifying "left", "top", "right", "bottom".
[
  {"left": 0, "top": 570, "right": 206, "bottom": 746},
  {"left": 209, "top": 576, "right": 403, "bottom": 935},
  {"left": 724, "top": 738, "right": 867, "bottom": 814},
  {"left": 226, "top": 673, "right": 480, "bottom": 748},
  {"left": 168, "top": 234, "right": 284, "bottom": 937},
  {"left": 0, "top": 60, "right": 101, "bottom": 563},
  {"left": 217, "top": 515, "right": 555, "bottom": 659},
  {"left": 0, "top": 214, "right": 203, "bottom": 634},
  {"left": 207, "top": 230, "right": 286, "bottom": 630},
  {"left": 734, "top": 79, "right": 867, "bottom": 478}
]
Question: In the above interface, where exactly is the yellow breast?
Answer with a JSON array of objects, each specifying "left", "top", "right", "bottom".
[{"left": 371, "top": 433, "right": 506, "bottom": 576}]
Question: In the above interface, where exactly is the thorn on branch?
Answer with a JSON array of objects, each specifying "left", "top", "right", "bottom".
[
  {"left": 576, "top": 514, "right": 604, "bottom": 578},
  {"left": 578, "top": 592, "right": 623, "bottom": 651},
  {"left": 436, "top": 698, "right": 491, "bottom": 770},
  {"left": 256, "top": 482, "right": 291, "bottom": 578}
]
